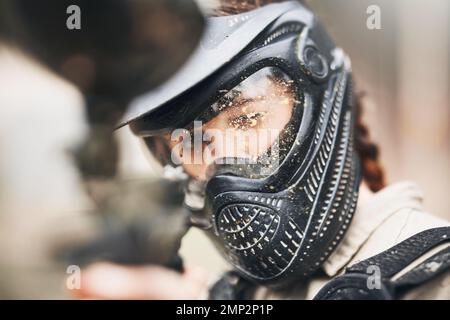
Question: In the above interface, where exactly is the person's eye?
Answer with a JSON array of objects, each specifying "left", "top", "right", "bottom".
[{"left": 228, "top": 111, "right": 265, "bottom": 130}]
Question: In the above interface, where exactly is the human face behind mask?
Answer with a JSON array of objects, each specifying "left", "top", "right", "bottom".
[
  {"left": 130, "top": 2, "right": 361, "bottom": 288},
  {"left": 164, "top": 67, "right": 297, "bottom": 182}
]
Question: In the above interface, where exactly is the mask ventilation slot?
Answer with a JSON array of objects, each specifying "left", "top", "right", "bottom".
[{"left": 263, "top": 23, "right": 303, "bottom": 46}]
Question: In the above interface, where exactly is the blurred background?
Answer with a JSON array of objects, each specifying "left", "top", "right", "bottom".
[{"left": 0, "top": 0, "right": 448, "bottom": 298}]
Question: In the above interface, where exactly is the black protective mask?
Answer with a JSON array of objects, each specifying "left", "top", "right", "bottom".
[{"left": 125, "top": 1, "right": 362, "bottom": 289}]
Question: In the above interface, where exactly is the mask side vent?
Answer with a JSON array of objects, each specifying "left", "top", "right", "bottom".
[{"left": 246, "top": 22, "right": 303, "bottom": 52}]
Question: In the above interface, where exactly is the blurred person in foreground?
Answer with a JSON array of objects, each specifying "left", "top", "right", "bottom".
[
  {"left": 80, "top": 0, "right": 450, "bottom": 300},
  {"left": 0, "top": 0, "right": 204, "bottom": 298}
]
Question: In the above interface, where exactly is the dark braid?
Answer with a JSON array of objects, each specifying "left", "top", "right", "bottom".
[{"left": 354, "top": 92, "right": 386, "bottom": 192}]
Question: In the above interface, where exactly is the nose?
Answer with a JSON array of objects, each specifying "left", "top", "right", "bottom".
[{"left": 205, "top": 157, "right": 255, "bottom": 180}]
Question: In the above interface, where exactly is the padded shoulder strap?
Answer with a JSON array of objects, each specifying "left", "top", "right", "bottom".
[{"left": 314, "top": 227, "right": 450, "bottom": 300}]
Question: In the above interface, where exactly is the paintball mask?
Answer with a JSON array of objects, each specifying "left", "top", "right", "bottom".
[{"left": 123, "top": 1, "right": 362, "bottom": 289}]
